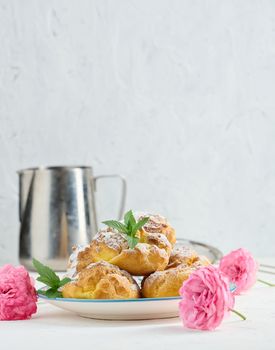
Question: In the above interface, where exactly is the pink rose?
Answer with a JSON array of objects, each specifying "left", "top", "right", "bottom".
[
  {"left": 219, "top": 248, "right": 258, "bottom": 295},
  {"left": 179, "top": 265, "right": 234, "bottom": 330},
  {"left": 0, "top": 264, "right": 37, "bottom": 320}
]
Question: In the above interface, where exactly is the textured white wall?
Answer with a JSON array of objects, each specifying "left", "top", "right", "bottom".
[{"left": 0, "top": 0, "right": 275, "bottom": 264}]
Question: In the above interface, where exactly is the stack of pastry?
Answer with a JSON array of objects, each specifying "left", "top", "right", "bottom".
[{"left": 62, "top": 212, "right": 210, "bottom": 299}]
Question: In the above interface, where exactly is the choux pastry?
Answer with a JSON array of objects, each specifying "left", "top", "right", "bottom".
[
  {"left": 108, "top": 231, "right": 172, "bottom": 276},
  {"left": 167, "top": 246, "right": 199, "bottom": 268},
  {"left": 68, "top": 228, "right": 172, "bottom": 277},
  {"left": 141, "top": 264, "right": 194, "bottom": 298},
  {"left": 167, "top": 246, "right": 211, "bottom": 269},
  {"left": 110, "top": 236, "right": 171, "bottom": 276},
  {"left": 136, "top": 213, "right": 176, "bottom": 246},
  {"left": 62, "top": 261, "right": 140, "bottom": 299},
  {"left": 67, "top": 228, "right": 128, "bottom": 277},
  {"left": 64, "top": 209, "right": 212, "bottom": 300},
  {"left": 142, "top": 247, "right": 211, "bottom": 298}
]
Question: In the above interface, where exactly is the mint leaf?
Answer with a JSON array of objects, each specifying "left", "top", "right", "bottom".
[
  {"left": 59, "top": 277, "right": 71, "bottom": 287},
  {"left": 102, "top": 210, "right": 148, "bottom": 249},
  {"left": 33, "top": 259, "right": 71, "bottom": 299},
  {"left": 45, "top": 288, "right": 63, "bottom": 298},
  {"left": 33, "top": 258, "right": 60, "bottom": 288},
  {"left": 102, "top": 220, "right": 128, "bottom": 233},
  {"left": 37, "top": 289, "right": 47, "bottom": 296},
  {"left": 132, "top": 217, "right": 149, "bottom": 235},
  {"left": 124, "top": 210, "right": 136, "bottom": 230},
  {"left": 126, "top": 235, "right": 139, "bottom": 249},
  {"left": 36, "top": 276, "right": 58, "bottom": 288},
  {"left": 124, "top": 210, "right": 131, "bottom": 226},
  {"left": 37, "top": 288, "right": 62, "bottom": 299}
]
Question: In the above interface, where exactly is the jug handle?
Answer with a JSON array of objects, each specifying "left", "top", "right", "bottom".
[{"left": 93, "top": 174, "right": 127, "bottom": 226}]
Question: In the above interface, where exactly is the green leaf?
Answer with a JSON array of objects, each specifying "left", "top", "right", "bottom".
[
  {"left": 33, "top": 259, "right": 71, "bottom": 299},
  {"left": 124, "top": 210, "right": 131, "bottom": 226},
  {"left": 126, "top": 235, "right": 139, "bottom": 249},
  {"left": 102, "top": 220, "right": 128, "bottom": 234},
  {"left": 37, "top": 288, "right": 62, "bottom": 298},
  {"left": 59, "top": 277, "right": 71, "bottom": 287},
  {"left": 37, "top": 289, "right": 47, "bottom": 296},
  {"left": 132, "top": 217, "right": 149, "bottom": 235},
  {"left": 32, "top": 258, "right": 60, "bottom": 288},
  {"left": 129, "top": 213, "right": 136, "bottom": 230},
  {"left": 103, "top": 210, "right": 146, "bottom": 249},
  {"left": 45, "top": 288, "right": 63, "bottom": 299},
  {"left": 124, "top": 210, "right": 136, "bottom": 231},
  {"left": 36, "top": 276, "right": 57, "bottom": 288}
]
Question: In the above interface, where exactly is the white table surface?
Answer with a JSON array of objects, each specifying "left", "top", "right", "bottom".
[{"left": 0, "top": 258, "right": 274, "bottom": 350}]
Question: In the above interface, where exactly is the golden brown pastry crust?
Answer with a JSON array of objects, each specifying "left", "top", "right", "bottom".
[
  {"left": 62, "top": 261, "right": 140, "bottom": 299},
  {"left": 136, "top": 213, "right": 176, "bottom": 246},
  {"left": 67, "top": 229, "right": 128, "bottom": 274},
  {"left": 71, "top": 229, "right": 172, "bottom": 276},
  {"left": 139, "top": 231, "right": 172, "bottom": 254},
  {"left": 110, "top": 244, "right": 169, "bottom": 276},
  {"left": 167, "top": 246, "right": 199, "bottom": 269},
  {"left": 141, "top": 250, "right": 211, "bottom": 298},
  {"left": 109, "top": 232, "right": 172, "bottom": 276},
  {"left": 85, "top": 229, "right": 128, "bottom": 263},
  {"left": 67, "top": 211, "right": 176, "bottom": 277},
  {"left": 141, "top": 264, "right": 194, "bottom": 298}
]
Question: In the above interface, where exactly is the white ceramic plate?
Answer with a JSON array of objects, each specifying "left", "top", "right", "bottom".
[{"left": 39, "top": 295, "right": 181, "bottom": 320}]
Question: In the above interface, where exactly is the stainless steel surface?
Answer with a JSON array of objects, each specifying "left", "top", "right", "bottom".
[
  {"left": 18, "top": 166, "right": 126, "bottom": 271},
  {"left": 175, "top": 238, "right": 223, "bottom": 263}
]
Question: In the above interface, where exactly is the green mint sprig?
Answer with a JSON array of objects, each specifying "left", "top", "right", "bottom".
[
  {"left": 102, "top": 210, "right": 149, "bottom": 249},
  {"left": 32, "top": 258, "right": 71, "bottom": 298}
]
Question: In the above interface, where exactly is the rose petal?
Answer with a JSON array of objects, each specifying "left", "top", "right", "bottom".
[
  {"left": 0, "top": 264, "right": 37, "bottom": 321},
  {"left": 179, "top": 265, "right": 234, "bottom": 331}
]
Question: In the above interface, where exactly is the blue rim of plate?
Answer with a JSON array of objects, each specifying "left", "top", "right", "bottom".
[
  {"left": 38, "top": 284, "right": 236, "bottom": 302},
  {"left": 38, "top": 294, "right": 181, "bottom": 302}
]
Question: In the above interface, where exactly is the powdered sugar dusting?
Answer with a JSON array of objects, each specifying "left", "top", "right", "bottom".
[
  {"left": 134, "top": 212, "right": 170, "bottom": 233},
  {"left": 93, "top": 229, "right": 128, "bottom": 251},
  {"left": 66, "top": 244, "right": 87, "bottom": 279}
]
